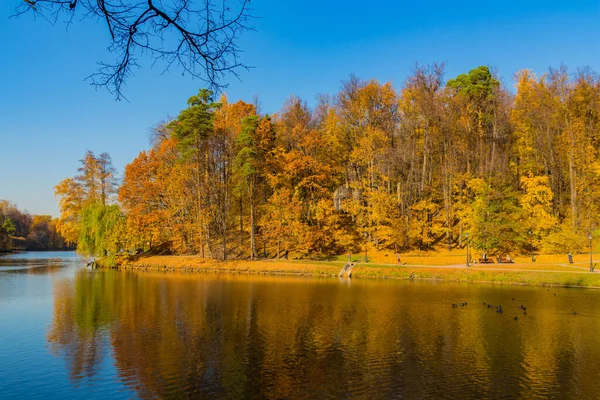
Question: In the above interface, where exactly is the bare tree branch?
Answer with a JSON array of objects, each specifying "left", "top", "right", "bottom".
[
  {"left": 149, "top": 117, "right": 174, "bottom": 146},
  {"left": 14, "top": 0, "right": 254, "bottom": 100}
]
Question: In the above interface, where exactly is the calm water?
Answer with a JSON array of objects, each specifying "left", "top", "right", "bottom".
[{"left": 1, "top": 252, "right": 600, "bottom": 399}]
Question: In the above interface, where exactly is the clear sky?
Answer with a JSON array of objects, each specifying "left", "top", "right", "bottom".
[{"left": 0, "top": 1, "right": 598, "bottom": 217}]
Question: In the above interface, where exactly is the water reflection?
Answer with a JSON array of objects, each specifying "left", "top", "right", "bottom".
[
  {"left": 48, "top": 270, "right": 600, "bottom": 399},
  {"left": 0, "top": 251, "right": 82, "bottom": 274}
]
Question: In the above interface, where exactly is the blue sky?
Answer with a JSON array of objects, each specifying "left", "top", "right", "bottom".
[{"left": 0, "top": 0, "right": 599, "bottom": 217}]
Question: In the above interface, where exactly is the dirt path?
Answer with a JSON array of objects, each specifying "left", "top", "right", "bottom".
[{"left": 267, "top": 258, "right": 597, "bottom": 273}]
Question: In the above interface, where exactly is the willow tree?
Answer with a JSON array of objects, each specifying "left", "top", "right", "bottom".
[
  {"left": 55, "top": 150, "right": 119, "bottom": 250},
  {"left": 78, "top": 203, "right": 124, "bottom": 257}
]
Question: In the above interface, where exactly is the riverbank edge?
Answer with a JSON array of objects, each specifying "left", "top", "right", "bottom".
[{"left": 98, "top": 256, "right": 600, "bottom": 289}]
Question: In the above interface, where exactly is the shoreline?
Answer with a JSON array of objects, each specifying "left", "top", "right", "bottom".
[{"left": 101, "top": 255, "right": 600, "bottom": 289}]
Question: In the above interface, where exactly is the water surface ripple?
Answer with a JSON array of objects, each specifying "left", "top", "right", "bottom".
[{"left": 1, "top": 252, "right": 600, "bottom": 399}]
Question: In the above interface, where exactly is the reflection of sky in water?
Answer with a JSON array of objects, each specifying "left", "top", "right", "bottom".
[
  {"left": 0, "top": 251, "right": 83, "bottom": 260},
  {"left": 0, "top": 252, "right": 135, "bottom": 399},
  {"left": 0, "top": 251, "right": 84, "bottom": 303}
]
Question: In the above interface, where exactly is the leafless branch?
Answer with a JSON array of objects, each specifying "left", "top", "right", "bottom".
[{"left": 14, "top": 0, "right": 254, "bottom": 100}]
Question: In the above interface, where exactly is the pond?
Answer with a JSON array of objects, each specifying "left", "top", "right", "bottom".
[{"left": 1, "top": 252, "right": 600, "bottom": 399}]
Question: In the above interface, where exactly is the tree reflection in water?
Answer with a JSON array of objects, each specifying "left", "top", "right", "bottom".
[{"left": 48, "top": 270, "right": 600, "bottom": 399}]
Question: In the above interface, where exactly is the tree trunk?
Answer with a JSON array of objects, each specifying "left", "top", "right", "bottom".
[
  {"left": 239, "top": 197, "right": 243, "bottom": 246},
  {"left": 222, "top": 164, "right": 228, "bottom": 261},
  {"left": 421, "top": 129, "right": 428, "bottom": 194},
  {"left": 195, "top": 130, "right": 204, "bottom": 257},
  {"left": 569, "top": 130, "right": 577, "bottom": 231},
  {"left": 490, "top": 109, "right": 497, "bottom": 178},
  {"left": 250, "top": 175, "right": 257, "bottom": 260}
]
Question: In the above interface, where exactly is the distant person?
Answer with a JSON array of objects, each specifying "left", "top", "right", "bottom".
[
  {"left": 568, "top": 253, "right": 573, "bottom": 264},
  {"left": 396, "top": 253, "right": 401, "bottom": 264},
  {"left": 284, "top": 249, "right": 288, "bottom": 260}
]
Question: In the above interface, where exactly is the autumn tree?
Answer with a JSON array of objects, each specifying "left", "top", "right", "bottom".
[
  {"left": 120, "top": 139, "right": 183, "bottom": 252},
  {"left": 463, "top": 179, "right": 525, "bottom": 255},
  {"left": 213, "top": 96, "right": 256, "bottom": 259},
  {"left": 512, "top": 66, "right": 600, "bottom": 249},
  {"left": 98, "top": 153, "right": 119, "bottom": 206},
  {"left": 270, "top": 97, "right": 339, "bottom": 254},
  {"left": 172, "top": 89, "right": 221, "bottom": 256},
  {"left": 0, "top": 200, "right": 69, "bottom": 251},
  {"left": 234, "top": 115, "right": 271, "bottom": 259},
  {"left": 398, "top": 65, "right": 447, "bottom": 249},
  {"left": 336, "top": 77, "right": 398, "bottom": 251},
  {"left": 447, "top": 66, "right": 509, "bottom": 179},
  {"left": 107, "top": 64, "right": 600, "bottom": 259},
  {"left": 519, "top": 175, "right": 558, "bottom": 251},
  {"left": 54, "top": 177, "right": 85, "bottom": 245},
  {"left": 55, "top": 150, "right": 119, "bottom": 252}
]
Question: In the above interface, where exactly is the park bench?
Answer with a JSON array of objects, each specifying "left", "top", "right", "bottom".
[
  {"left": 496, "top": 256, "right": 514, "bottom": 264},
  {"left": 478, "top": 258, "right": 494, "bottom": 264}
]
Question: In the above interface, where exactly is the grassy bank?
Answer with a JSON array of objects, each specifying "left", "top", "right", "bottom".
[{"left": 102, "top": 255, "right": 600, "bottom": 288}]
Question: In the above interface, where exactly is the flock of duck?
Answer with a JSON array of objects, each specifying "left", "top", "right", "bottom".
[{"left": 452, "top": 293, "right": 578, "bottom": 320}]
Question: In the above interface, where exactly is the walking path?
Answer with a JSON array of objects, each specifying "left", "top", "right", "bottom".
[{"left": 276, "top": 258, "right": 597, "bottom": 274}]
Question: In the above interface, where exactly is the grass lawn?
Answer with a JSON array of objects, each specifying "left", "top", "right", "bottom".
[{"left": 104, "top": 250, "right": 600, "bottom": 288}]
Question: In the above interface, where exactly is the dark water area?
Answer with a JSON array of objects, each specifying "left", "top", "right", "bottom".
[{"left": 2, "top": 252, "right": 600, "bottom": 399}]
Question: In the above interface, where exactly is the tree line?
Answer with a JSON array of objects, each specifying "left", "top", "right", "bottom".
[
  {"left": 0, "top": 200, "right": 71, "bottom": 251},
  {"left": 55, "top": 64, "right": 600, "bottom": 259}
]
